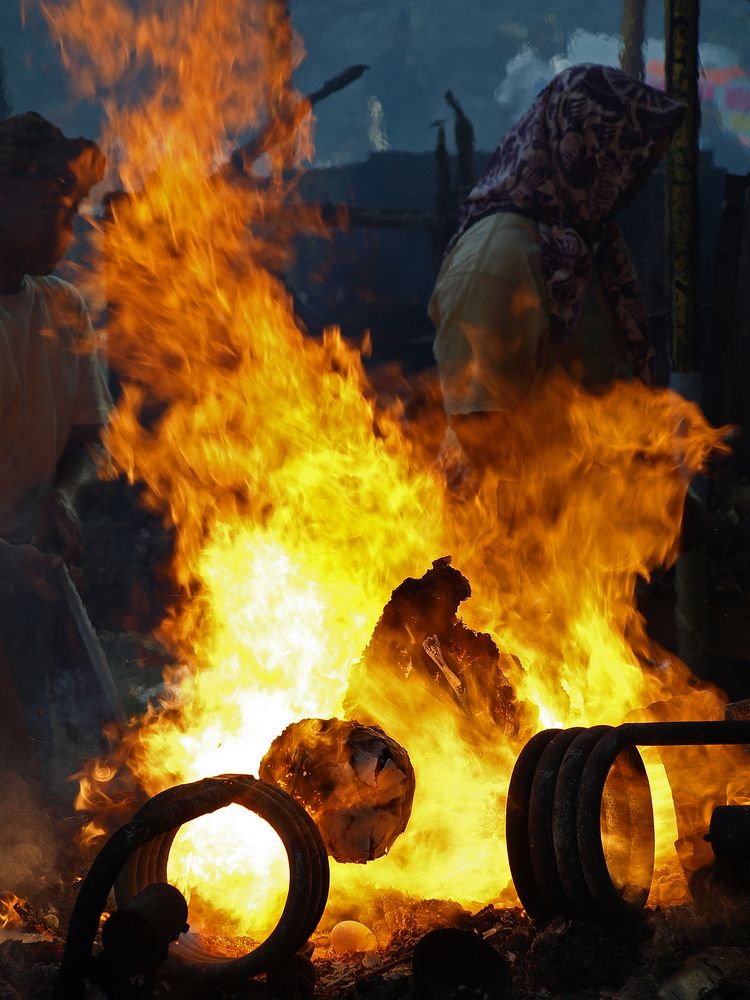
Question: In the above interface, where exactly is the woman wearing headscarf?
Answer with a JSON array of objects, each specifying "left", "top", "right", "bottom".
[{"left": 429, "top": 63, "right": 685, "bottom": 470}]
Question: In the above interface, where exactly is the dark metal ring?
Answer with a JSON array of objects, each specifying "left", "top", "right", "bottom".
[
  {"left": 552, "top": 725, "right": 614, "bottom": 916},
  {"left": 55, "top": 774, "right": 330, "bottom": 998},
  {"left": 507, "top": 726, "right": 653, "bottom": 921},
  {"left": 507, "top": 720, "right": 750, "bottom": 922},
  {"left": 528, "top": 727, "right": 585, "bottom": 915},
  {"left": 506, "top": 728, "right": 561, "bottom": 919},
  {"left": 575, "top": 734, "right": 653, "bottom": 917}
]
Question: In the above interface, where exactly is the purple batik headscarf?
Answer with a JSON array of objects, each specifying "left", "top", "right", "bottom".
[{"left": 451, "top": 64, "right": 685, "bottom": 384}]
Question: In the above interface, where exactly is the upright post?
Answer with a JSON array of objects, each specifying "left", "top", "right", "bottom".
[
  {"left": 664, "top": 0, "right": 707, "bottom": 675},
  {"left": 665, "top": 0, "right": 701, "bottom": 378},
  {"left": 620, "top": 0, "right": 647, "bottom": 81},
  {"left": 0, "top": 48, "right": 12, "bottom": 119}
]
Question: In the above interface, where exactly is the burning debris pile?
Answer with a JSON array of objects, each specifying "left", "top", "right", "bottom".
[
  {"left": 347, "top": 557, "right": 525, "bottom": 738},
  {"left": 256, "top": 555, "right": 527, "bottom": 870}
]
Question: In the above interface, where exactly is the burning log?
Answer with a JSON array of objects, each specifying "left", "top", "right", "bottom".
[
  {"left": 260, "top": 718, "right": 415, "bottom": 864},
  {"left": 346, "top": 557, "right": 521, "bottom": 736}
]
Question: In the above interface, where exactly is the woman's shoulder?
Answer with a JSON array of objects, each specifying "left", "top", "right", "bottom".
[{"left": 444, "top": 212, "right": 541, "bottom": 279}]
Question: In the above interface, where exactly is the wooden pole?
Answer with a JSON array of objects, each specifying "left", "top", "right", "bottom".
[
  {"left": 620, "top": 0, "right": 647, "bottom": 81},
  {"left": 664, "top": 0, "right": 707, "bottom": 677},
  {"left": 665, "top": 0, "right": 701, "bottom": 376}
]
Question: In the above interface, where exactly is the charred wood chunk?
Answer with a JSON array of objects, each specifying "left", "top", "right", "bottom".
[
  {"left": 366, "top": 557, "right": 471, "bottom": 662},
  {"left": 351, "top": 557, "right": 520, "bottom": 735},
  {"left": 267, "top": 953, "right": 317, "bottom": 1000},
  {"left": 259, "top": 719, "right": 415, "bottom": 865}
]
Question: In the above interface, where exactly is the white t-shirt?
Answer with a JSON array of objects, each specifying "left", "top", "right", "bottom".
[{"left": 0, "top": 275, "right": 113, "bottom": 543}]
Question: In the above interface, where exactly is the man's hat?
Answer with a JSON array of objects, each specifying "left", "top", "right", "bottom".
[{"left": 0, "top": 111, "right": 105, "bottom": 194}]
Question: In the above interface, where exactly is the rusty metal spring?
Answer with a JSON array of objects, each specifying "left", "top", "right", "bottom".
[
  {"left": 55, "top": 774, "right": 330, "bottom": 998},
  {"left": 506, "top": 721, "right": 750, "bottom": 922}
]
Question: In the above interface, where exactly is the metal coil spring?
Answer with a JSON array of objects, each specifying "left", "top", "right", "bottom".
[
  {"left": 506, "top": 720, "right": 750, "bottom": 923},
  {"left": 55, "top": 774, "right": 330, "bottom": 998}
]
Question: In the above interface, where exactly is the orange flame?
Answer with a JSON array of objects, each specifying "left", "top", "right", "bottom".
[
  {"left": 73, "top": 760, "right": 118, "bottom": 812},
  {"left": 40, "top": 0, "right": 730, "bottom": 940},
  {"left": 0, "top": 895, "right": 24, "bottom": 930}
]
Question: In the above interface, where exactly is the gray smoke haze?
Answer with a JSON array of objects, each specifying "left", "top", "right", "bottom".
[{"left": 0, "top": 772, "right": 61, "bottom": 901}]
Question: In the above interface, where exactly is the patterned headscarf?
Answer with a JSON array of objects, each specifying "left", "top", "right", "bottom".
[
  {"left": 452, "top": 64, "right": 685, "bottom": 383},
  {"left": 0, "top": 111, "right": 104, "bottom": 195}
]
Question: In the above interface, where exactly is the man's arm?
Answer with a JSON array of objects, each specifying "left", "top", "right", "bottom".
[
  {"left": 37, "top": 284, "right": 114, "bottom": 563},
  {"left": 32, "top": 424, "right": 103, "bottom": 563},
  {"left": 55, "top": 424, "right": 101, "bottom": 503},
  {"left": 0, "top": 537, "right": 62, "bottom": 602}
]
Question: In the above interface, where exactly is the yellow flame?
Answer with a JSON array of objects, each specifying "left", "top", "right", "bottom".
[
  {"left": 0, "top": 895, "right": 24, "bottom": 930},
  {"left": 40, "top": 0, "right": 731, "bottom": 942}
]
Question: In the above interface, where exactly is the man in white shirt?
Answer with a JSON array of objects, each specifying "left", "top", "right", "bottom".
[{"left": 0, "top": 112, "right": 114, "bottom": 789}]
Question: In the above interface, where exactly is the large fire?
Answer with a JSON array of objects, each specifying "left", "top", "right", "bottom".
[{"left": 43, "top": 0, "right": 729, "bottom": 944}]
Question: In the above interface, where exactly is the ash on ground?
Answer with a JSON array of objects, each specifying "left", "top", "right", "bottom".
[{"left": 8, "top": 887, "right": 750, "bottom": 999}]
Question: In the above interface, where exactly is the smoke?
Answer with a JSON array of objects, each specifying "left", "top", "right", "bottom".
[
  {"left": 0, "top": 772, "right": 61, "bottom": 900},
  {"left": 368, "top": 96, "right": 390, "bottom": 152}
]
